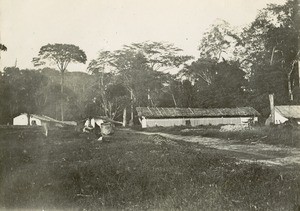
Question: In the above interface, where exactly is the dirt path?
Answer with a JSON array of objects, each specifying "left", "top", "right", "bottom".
[{"left": 137, "top": 131, "right": 300, "bottom": 166}]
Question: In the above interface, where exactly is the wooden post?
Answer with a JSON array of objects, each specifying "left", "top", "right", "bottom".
[
  {"left": 27, "top": 113, "right": 30, "bottom": 126},
  {"left": 269, "top": 94, "right": 275, "bottom": 124}
]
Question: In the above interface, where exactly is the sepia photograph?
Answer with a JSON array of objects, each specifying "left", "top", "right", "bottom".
[{"left": 0, "top": 0, "right": 300, "bottom": 210}]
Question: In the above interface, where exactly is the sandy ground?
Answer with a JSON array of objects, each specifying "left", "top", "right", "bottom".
[{"left": 138, "top": 131, "right": 300, "bottom": 166}]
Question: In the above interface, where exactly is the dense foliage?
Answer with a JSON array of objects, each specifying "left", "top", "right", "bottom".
[
  {"left": 0, "top": 67, "right": 100, "bottom": 123},
  {"left": 32, "top": 44, "right": 87, "bottom": 121},
  {"left": 0, "top": 0, "right": 299, "bottom": 124}
]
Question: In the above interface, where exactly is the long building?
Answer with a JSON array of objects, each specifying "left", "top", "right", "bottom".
[{"left": 136, "top": 107, "right": 260, "bottom": 128}]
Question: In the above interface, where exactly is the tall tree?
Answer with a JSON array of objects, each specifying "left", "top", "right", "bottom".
[
  {"left": 87, "top": 51, "right": 115, "bottom": 117},
  {"left": 113, "top": 43, "right": 191, "bottom": 123},
  {"left": 32, "top": 44, "right": 87, "bottom": 121},
  {"left": 122, "top": 41, "right": 193, "bottom": 71},
  {"left": 179, "top": 58, "right": 217, "bottom": 86},
  {"left": 198, "top": 19, "right": 243, "bottom": 62},
  {"left": 244, "top": 0, "right": 299, "bottom": 101},
  {"left": 295, "top": 0, "right": 300, "bottom": 88},
  {"left": 105, "top": 50, "right": 151, "bottom": 125},
  {"left": 88, "top": 41, "right": 192, "bottom": 124},
  {"left": 181, "top": 59, "right": 247, "bottom": 108}
]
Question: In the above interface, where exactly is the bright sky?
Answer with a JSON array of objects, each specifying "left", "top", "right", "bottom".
[{"left": 0, "top": 0, "right": 286, "bottom": 72}]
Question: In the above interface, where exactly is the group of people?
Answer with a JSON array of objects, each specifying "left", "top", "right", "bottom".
[
  {"left": 39, "top": 97, "right": 114, "bottom": 139},
  {"left": 40, "top": 117, "right": 105, "bottom": 141},
  {"left": 83, "top": 118, "right": 104, "bottom": 141}
]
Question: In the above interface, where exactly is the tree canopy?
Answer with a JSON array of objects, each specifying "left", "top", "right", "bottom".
[
  {"left": 33, "top": 43, "right": 87, "bottom": 72},
  {"left": 1, "top": 0, "right": 300, "bottom": 125},
  {"left": 86, "top": 41, "right": 192, "bottom": 122},
  {"left": 32, "top": 43, "right": 87, "bottom": 121}
]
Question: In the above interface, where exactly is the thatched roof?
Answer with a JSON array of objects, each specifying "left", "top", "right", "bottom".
[
  {"left": 136, "top": 107, "right": 260, "bottom": 118},
  {"left": 275, "top": 106, "right": 300, "bottom": 119}
]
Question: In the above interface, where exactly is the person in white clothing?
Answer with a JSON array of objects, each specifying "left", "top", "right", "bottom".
[{"left": 139, "top": 116, "right": 147, "bottom": 128}]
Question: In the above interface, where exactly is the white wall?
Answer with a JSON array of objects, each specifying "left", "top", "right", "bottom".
[
  {"left": 30, "top": 117, "right": 42, "bottom": 126},
  {"left": 13, "top": 114, "right": 42, "bottom": 126},
  {"left": 13, "top": 114, "right": 28, "bottom": 125},
  {"left": 144, "top": 117, "right": 257, "bottom": 128},
  {"left": 266, "top": 111, "right": 300, "bottom": 125},
  {"left": 274, "top": 111, "right": 288, "bottom": 124}
]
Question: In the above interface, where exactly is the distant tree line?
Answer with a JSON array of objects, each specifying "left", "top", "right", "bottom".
[
  {"left": 0, "top": 0, "right": 299, "bottom": 124},
  {"left": 182, "top": 0, "right": 300, "bottom": 117},
  {"left": 0, "top": 67, "right": 93, "bottom": 124}
]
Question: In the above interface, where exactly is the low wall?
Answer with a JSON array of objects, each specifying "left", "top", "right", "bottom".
[{"left": 145, "top": 117, "right": 256, "bottom": 128}]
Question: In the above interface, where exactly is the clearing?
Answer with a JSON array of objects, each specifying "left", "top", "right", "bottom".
[{"left": 0, "top": 127, "right": 300, "bottom": 210}]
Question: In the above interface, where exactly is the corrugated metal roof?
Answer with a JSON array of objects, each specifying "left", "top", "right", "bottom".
[
  {"left": 275, "top": 106, "right": 300, "bottom": 119},
  {"left": 136, "top": 107, "right": 260, "bottom": 118}
]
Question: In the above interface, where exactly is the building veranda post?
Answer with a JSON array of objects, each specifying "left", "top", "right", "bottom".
[{"left": 136, "top": 107, "right": 260, "bottom": 128}]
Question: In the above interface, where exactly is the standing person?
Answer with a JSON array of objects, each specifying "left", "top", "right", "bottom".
[
  {"left": 85, "top": 97, "right": 98, "bottom": 126},
  {"left": 84, "top": 97, "right": 104, "bottom": 140},
  {"left": 139, "top": 116, "right": 147, "bottom": 128},
  {"left": 94, "top": 121, "right": 103, "bottom": 141},
  {"left": 141, "top": 117, "right": 147, "bottom": 128},
  {"left": 41, "top": 121, "right": 49, "bottom": 137}
]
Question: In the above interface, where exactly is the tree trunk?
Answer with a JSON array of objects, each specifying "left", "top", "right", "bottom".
[
  {"left": 99, "top": 72, "right": 108, "bottom": 117},
  {"left": 269, "top": 94, "right": 275, "bottom": 124},
  {"left": 122, "top": 107, "right": 127, "bottom": 127},
  {"left": 270, "top": 46, "right": 276, "bottom": 65},
  {"left": 171, "top": 93, "right": 177, "bottom": 107},
  {"left": 88, "top": 117, "right": 92, "bottom": 127},
  {"left": 298, "top": 60, "right": 300, "bottom": 88},
  {"left": 288, "top": 73, "right": 294, "bottom": 101},
  {"left": 27, "top": 113, "right": 30, "bottom": 126},
  {"left": 55, "top": 103, "right": 59, "bottom": 120},
  {"left": 147, "top": 89, "right": 151, "bottom": 107},
  {"left": 60, "top": 71, "right": 64, "bottom": 121},
  {"left": 297, "top": 0, "right": 300, "bottom": 87},
  {"left": 129, "top": 90, "right": 134, "bottom": 126}
]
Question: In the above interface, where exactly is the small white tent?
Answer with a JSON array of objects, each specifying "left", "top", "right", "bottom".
[{"left": 13, "top": 113, "right": 42, "bottom": 126}]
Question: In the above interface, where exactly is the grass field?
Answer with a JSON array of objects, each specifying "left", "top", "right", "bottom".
[{"left": 0, "top": 126, "right": 300, "bottom": 210}]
